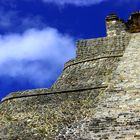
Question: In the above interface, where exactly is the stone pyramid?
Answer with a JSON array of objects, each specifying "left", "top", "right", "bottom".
[{"left": 0, "top": 11, "right": 140, "bottom": 140}]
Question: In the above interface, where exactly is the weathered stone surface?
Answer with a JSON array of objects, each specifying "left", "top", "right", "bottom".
[
  {"left": 128, "top": 11, "right": 140, "bottom": 33},
  {"left": 0, "top": 12, "right": 140, "bottom": 140},
  {"left": 54, "top": 33, "right": 140, "bottom": 140},
  {"left": 106, "top": 13, "right": 127, "bottom": 36},
  {"left": 0, "top": 89, "right": 102, "bottom": 139}
]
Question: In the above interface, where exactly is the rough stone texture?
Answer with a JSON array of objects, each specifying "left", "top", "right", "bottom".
[
  {"left": 106, "top": 14, "right": 127, "bottom": 37},
  {"left": 128, "top": 11, "right": 140, "bottom": 33},
  {"left": 52, "top": 34, "right": 130, "bottom": 90},
  {"left": 0, "top": 12, "right": 140, "bottom": 140},
  {"left": 0, "top": 89, "right": 102, "bottom": 140},
  {"left": 59, "top": 33, "right": 140, "bottom": 140}
]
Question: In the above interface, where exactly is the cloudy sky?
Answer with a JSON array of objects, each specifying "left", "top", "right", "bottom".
[{"left": 0, "top": 0, "right": 140, "bottom": 100}]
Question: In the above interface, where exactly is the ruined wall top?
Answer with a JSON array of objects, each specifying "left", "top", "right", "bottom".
[
  {"left": 128, "top": 11, "right": 140, "bottom": 33},
  {"left": 106, "top": 11, "right": 140, "bottom": 36}
]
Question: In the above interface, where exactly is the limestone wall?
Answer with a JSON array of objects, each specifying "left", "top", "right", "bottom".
[
  {"left": 0, "top": 31, "right": 140, "bottom": 140},
  {"left": 61, "top": 33, "right": 140, "bottom": 139},
  {"left": 52, "top": 34, "right": 131, "bottom": 90},
  {"left": 0, "top": 88, "right": 103, "bottom": 139},
  {"left": 76, "top": 34, "right": 130, "bottom": 61}
]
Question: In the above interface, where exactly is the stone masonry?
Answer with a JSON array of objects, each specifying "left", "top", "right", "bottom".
[{"left": 0, "top": 11, "right": 140, "bottom": 140}]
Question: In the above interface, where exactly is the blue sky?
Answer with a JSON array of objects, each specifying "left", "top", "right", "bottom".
[{"left": 0, "top": 0, "right": 140, "bottom": 100}]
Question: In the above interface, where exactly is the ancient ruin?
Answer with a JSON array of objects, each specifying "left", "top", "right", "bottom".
[{"left": 0, "top": 11, "right": 140, "bottom": 139}]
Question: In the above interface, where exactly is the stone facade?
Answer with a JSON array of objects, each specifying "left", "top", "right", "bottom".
[
  {"left": 128, "top": 11, "right": 140, "bottom": 33},
  {"left": 0, "top": 11, "right": 140, "bottom": 140},
  {"left": 106, "top": 14, "right": 127, "bottom": 36}
]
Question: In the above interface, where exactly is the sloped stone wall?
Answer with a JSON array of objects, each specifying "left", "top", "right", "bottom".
[
  {"left": 55, "top": 33, "right": 140, "bottom": 140},
  {"left": 0, "top": 88, "right": 104, "bottom": 140},
  {"left": 52, "top": 57, "right": 120, "bottom": 90},
  {"left": 52, "top": 34, "right": 131, "bottom": 90},
  {"left": 0, "top": 32, "right": 140, "bottom": 140}
]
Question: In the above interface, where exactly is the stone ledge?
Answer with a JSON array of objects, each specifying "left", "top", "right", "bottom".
[
  {"left": 64, "top": 54, "right": 123, "bottom": 70},
  {"left": 1, "top": 88, "right": 50, "bottom": 102},
  {"left": 1, "top": 85, "right": 107, "bottom": 103}
]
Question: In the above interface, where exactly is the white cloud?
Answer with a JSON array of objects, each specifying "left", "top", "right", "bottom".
[
  {"left": 0, "top": 28, "right": 75, "bottom": 86},
  {"left": 0, "top": 8, "right": 45, "bottom": 32},
  {"left": 42, "top": 0, "right": 107, "bottom": 6}
]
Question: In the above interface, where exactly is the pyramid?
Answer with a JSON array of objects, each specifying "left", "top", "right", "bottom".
[{"left": 0, "top": 11, "right": 140, "bottom": 140}]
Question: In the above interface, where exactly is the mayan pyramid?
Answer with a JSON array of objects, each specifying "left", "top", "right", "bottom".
[{"left": 0, "top": 11, "right": 140, "bottom": 140}]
